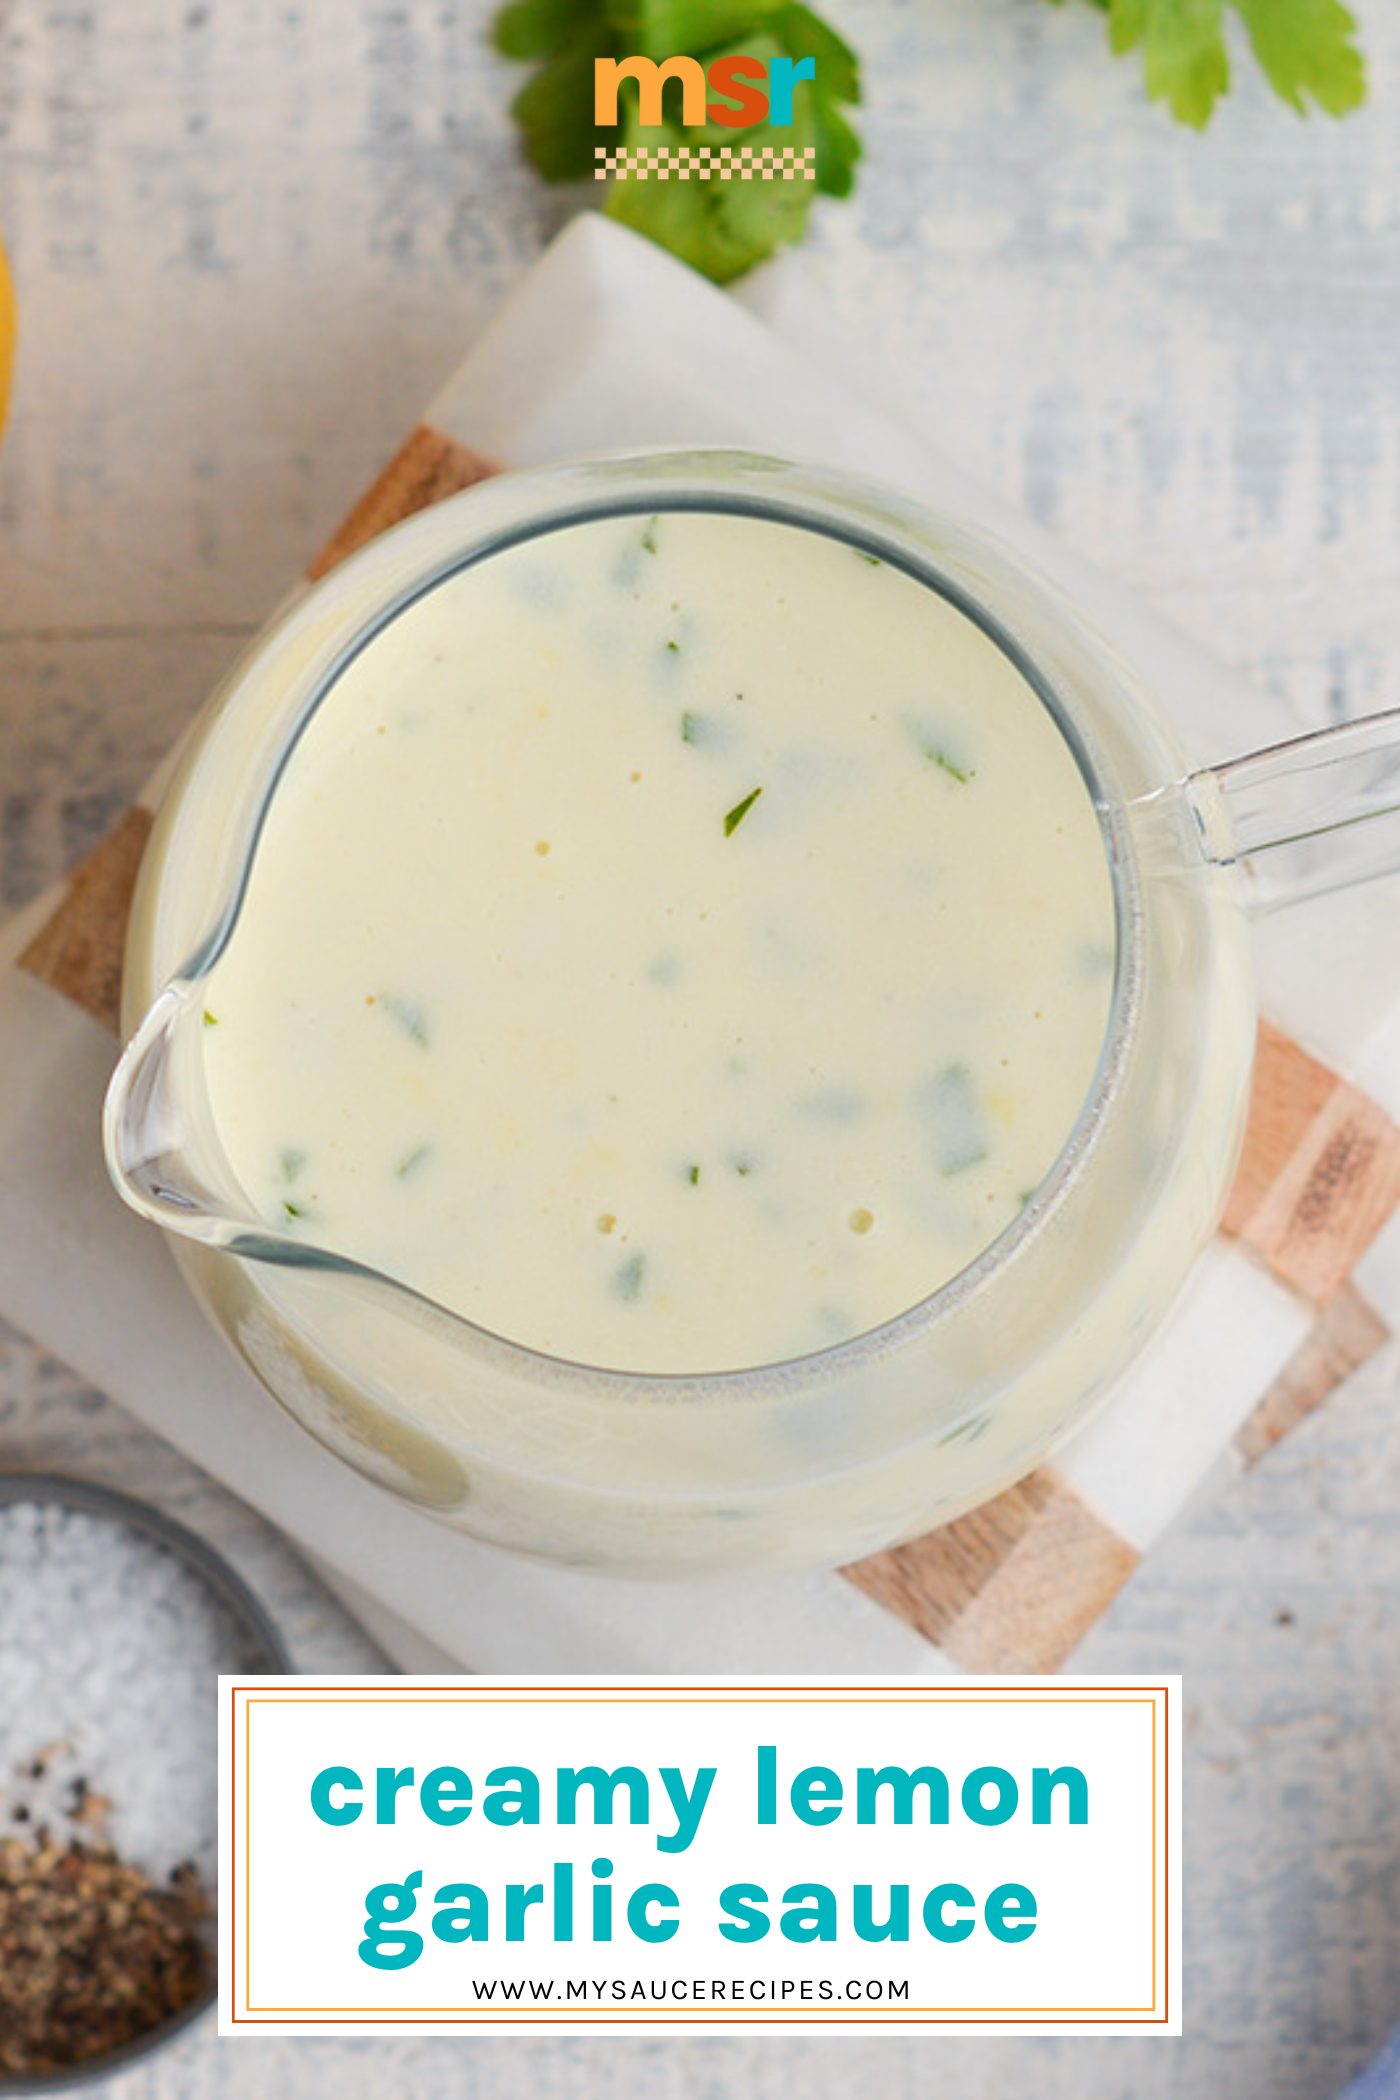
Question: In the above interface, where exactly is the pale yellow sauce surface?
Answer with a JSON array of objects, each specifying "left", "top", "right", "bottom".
[{"left": 198, "top": 511, "right": 1116, "bottom": 1372}]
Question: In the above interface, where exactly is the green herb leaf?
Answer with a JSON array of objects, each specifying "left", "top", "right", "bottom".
[
  {"left": 1073, "top": 0, "right": 1365, "bottom": 125},
  {"left": 202, "top": 1009, "right": 219, "bottom": 1027},
  {"left": 723, "top": 785, "right": 763, "bottom": 835},
  {"left": 779, "top": 2, "right": 862, "bottom": 197},
  {"left": 688, "top": 1163, "right": 701, "bottom": 1185},
  {"left": 503, "top": 2, "right": 613, "bottom": 180},
  {"left": 1106, "top": 0, "right": 1229, "bottom": 126},
  {"left": 493, "top": 0, "right": 591, "bottom": 58},
  {"left": 780, "top": 3, "right": 858, "bottom": 103},
  {"left": 1232, "top": 0, "right": 1365, "bottom": 115},
  {"left": 613, "top": 0, "right": 786, "bottom": 59}
]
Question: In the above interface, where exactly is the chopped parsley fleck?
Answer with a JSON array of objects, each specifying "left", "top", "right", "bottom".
[
  {"left": 928, "top": 748, "right": 971, "bottom": 784},
  {"left": 639, "top": 517, "right": 660, "bottom": 556},
  {"left": 396, "top": 1144, "right": 433, "bottom": 1181},
  {"left": 855, "top": 551, "right": 882, "bottom": 566},
  {"left": 926, "top": 1062, "right": 990, "bottom": 1176},
  {"left": 376, "top": 995, "right": 429, "bottom": 1047},
  {"left": 202, "top": 1010, "right": 219, "bottom": 1027},
  {"left": 612, "top": 1251, "right": 646, "bottom": 1301},
  {"left": 906, "top": 716, "right": 974, "bottom": 784},
  {"left": 723, "top": 787, "right": 763, "bottom": 836},
  {"left": 282, "top": 1199, "right": 305, "bottom": 1221},
  {"left": 687, "top": 1164, "right": 701, "bottom": 1186},
  {"left": 665, "top": 638, "right": 680, "bottom": 654},
  {"left": 680, "top": 710, "right": 719, "bottom": 747}
]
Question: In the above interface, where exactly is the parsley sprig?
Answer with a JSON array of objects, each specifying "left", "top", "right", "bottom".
[
  {"left": 492, "top": 0, "right": 862, "bottom": 282},
  {"left": 1055, "top": 0, "right": 1366, "bottom": 128}
]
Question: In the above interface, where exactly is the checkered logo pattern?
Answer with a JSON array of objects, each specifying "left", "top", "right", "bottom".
[{"left": 595, "top": 143, "right": 817, "bottom": 181}]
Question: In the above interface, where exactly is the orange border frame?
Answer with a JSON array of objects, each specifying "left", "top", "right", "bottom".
[{"left": 228, "top": 1682, "right": 1172, "bottom": 2027}]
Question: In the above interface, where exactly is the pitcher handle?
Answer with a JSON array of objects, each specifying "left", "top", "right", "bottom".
[{"left": 1188, "top": 705, "right": 1400, "bottom": 912}]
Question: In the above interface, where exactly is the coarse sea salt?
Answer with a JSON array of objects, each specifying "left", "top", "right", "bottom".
[{"left": 0, "top": 1499, "right": 264, "bottom": 1889}]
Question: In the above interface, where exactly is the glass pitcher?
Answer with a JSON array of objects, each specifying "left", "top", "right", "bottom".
[{"left": 103, "top": 452, "right": 1400, "bottom": 1576}]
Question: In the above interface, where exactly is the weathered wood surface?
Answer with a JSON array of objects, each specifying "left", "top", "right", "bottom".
[{"left": 1, "top": 0, "right": 1399, "bottom": 2093}]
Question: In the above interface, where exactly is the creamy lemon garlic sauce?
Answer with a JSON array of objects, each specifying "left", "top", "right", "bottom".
[{"left": 198, "top": 511, "right": 1117, "bottom": 1374}]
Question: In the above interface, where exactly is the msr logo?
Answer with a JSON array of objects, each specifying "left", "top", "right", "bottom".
[
  {"left": 492, "top": 1, "right": 858, "bottom": 241},
  {"left": 593, "top": 52, "right": 819, "bottom": 183},
  {"left": 594, "top": 53, "right": 815, "bottom": 130}
]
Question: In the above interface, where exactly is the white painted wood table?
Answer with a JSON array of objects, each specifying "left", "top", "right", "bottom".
[{"left": 1, "top": 1, "right": 1398, "bottom": 2092}]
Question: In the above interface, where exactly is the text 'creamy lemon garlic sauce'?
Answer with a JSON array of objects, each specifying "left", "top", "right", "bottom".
[{"left": 197, "top": 510, "right": 1117, "bottom": 1374}]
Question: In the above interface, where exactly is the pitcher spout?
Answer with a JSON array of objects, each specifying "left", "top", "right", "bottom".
[{"left": 103, "top": 982, "right": 256, "bottom": 1248}]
